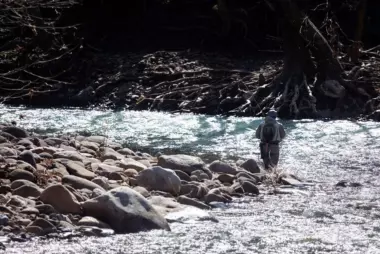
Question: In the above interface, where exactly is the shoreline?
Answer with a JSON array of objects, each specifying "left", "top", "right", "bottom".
[
  {"left": 1, "top": 103, "right": 378, "bottom": 123},
  {"left": 0, "top": 123, "right": 304, "bottom": 247}
]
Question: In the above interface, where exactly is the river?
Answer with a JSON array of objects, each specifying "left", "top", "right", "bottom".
[{"left": 1, "top": 106, "right": 380, "bottom": 254}]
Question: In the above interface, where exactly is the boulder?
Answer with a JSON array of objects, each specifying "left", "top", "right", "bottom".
[
  {"left": 16, "top": 161, "right": 36, "bottom": 173},
  {"left": 80, "top": 141, "right": 99, "bottom": 152},
  {"left": 17, "top": 139, "right": 34, "bottom": 148},
  {"left": 204, "top": 192, "right": 231, "bottom": 204},
  {"left": 80, "top": 147, "right": 97, "bottom": 157},
  {"left": 10, "top": 179, "right": 39, "bottom": 190},
  {"left": 233, "top": 180, "right": 259, "bottom": 195},
  {"left": 117, "top": 148, "right": 136, "bottom": 156},
  {"left": 209, "top": 160, "right": 237, "bottom": 175},
  {"left": 0, "top": 136, "right": 8, "bottom": 144},
  {"left": 44, "top": 138, "right": 65, "bottom": 146},
  {"left": 92, "top": 176, "right": 110, "bottom": 190},
  {"left": 92, "top": 163, "right": 124, "bottom": 177},
  {"left": 35, "top": 204, "right": 56, "bottom": 215},
  {"left": 81, "top": 186, "right": 170, "bottom": 233},
  {"left": 84, "top": 136, "right": 107, "bottom": 145},
  {"left": 18, "top": 150, "right": 37, "bottom": 169},
  {"left": 204, "top": 188, "right": 233, "bottom": 204},
  {"left": 0, "top": 147, "right": 17, "bottom": 157},
  {"left": 91, "top": 188, "right": 104, "bottom": 198},
  {"left": 157, "top": 154, "right": 205, "bottom": 175},
  {"left": 15, "top": 145, "right": 26, "bottom": 152},
  {"left": 1, "top": 126, "right": 28, "bottom": 138},
  {"left": 177, "top": 196, "right": 210, "bottom": 210},
  {"left": 174, "top": 170, "right": 191, "bottom": 181},
  {"left": 9, "top": 169, "right": 35, "bottom": 182},
  {"left": 236, "top": 171, "right": 260, "bottom": 183},
  {"left": 107, "top": 142, "right": 123, "bottom": 150},
  {"left": 190, "top": 170, "right": 209, "bottom": 181},
  {"left": 137, "top": 166, "right": 181, "bottom": 195},
  {"left": 217, "top": 174, "right": 235, "bottom": 184},
  {"left": 28, "top": 218, "right": 55, "bottom": 229},
  {"left": 116, "top": 158, "right": 147, "bottom": 172},
  {"left": 0, "top": 185, "right": 11, "bottom": 194},
  {"left": 40, "top": 184, "right": 81, "bottom": 214},
  {"left": 240, "top": 159, "right": 261, "bottom": 173},
  {"left": 77, "top": 216, "right": 111, "bottom": 229},
  {"left": 135, "top": 159, "right": 152, "bottom": 168},
  {"left": 64, "top": 185, "right": 87, "bottom": 202},
  {"left": 12, "top": 185, "right": 42, "bottom": 198},
  {"left": 180, "top": 183, "right": 209, "bottom": 199},
  {"left": 0, "top": 131, "right": 16, "bottom": 141},
  {"left": 26, "top": 218, "right": 56, "bottom": 235},
  {"left": 54, "top": 151, "right": 84, "bottom": 162},
  {"left": 25, "top": 226, "right": 44, "bottom": 235},
  {"left": 62, "top": 175, "right": 105, "bottom": 191},
  {"left": 61, "top": 144, "right": 78, "bottom": 152},
  {"left": 133, "top": 186, "right": 150, "bottom": 197},
  {"left": 61, "top": 160, "right": 96, "bottom": 180},
  {"left": 148, "top": 195, "right": 183, "bottom": 216},
  {"left": 21, "top": 206, "right": 40, "bottom": 215},
  {"left": 190, "top": 175, "right": 199, "bottom": 181},
  {"left": 100, "top": 147, "right": 124, "bottom": 161},
  {"left": 124, "top": 168, "right": 138, "bottom": 177},
  {"left": 108, "top": 172, "right": 126, "bottom": 181},
  {"left": 191, "top": 170, "right": 204, "bottom": 178},
  {"left": 50, "top": 163, "right": 70, "bottom": 177}
]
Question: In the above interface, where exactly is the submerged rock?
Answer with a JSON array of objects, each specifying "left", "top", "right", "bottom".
[
  {"left": 336, "top": 180, "right": 362, "bottom": 188},
  {"left": 81, "top": 186, "right": 170, "bottom": 233}
]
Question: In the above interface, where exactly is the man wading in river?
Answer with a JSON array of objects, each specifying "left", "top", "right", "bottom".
[{"left": 255, "top": 110, "right": 286, "bottom": 170}]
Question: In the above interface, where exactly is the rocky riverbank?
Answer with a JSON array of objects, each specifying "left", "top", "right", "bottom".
[{"left": 0, "top": 123, "right": 303, "bottom": 249}]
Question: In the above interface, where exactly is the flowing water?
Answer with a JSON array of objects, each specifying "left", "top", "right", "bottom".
[{"left": 1, "top": 106, "right": 380, "bottom": 254}]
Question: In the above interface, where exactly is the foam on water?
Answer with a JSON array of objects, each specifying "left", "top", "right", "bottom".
[{"left": 1, "top": 105, "right": 380, "bottom": 253}]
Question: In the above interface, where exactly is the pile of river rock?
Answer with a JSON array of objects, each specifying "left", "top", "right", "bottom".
[{"left": 0, "top": 123, "right": 298, "bottom": 241}]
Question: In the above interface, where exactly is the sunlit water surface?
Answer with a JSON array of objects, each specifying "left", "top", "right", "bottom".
[{"left": 1, "top": 106, "right": 380, "bottom": 254}]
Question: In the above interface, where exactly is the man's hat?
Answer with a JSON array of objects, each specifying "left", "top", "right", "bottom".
[{"left": 267, "top": 109, "right": 277, "bottom": 119}]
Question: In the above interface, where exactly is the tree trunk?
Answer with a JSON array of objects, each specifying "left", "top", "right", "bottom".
[{"left": 237, "top": 0, "right": 370, "bottom": 119}]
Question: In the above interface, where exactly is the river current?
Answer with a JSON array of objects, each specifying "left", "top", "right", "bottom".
[{"left": 1, "top": 106, "right": 380, "bottom": 254}]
